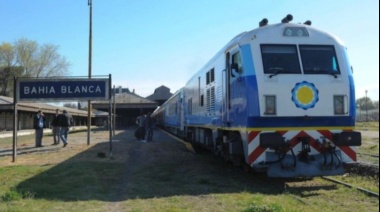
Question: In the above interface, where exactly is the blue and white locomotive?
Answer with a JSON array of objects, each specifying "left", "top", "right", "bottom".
[{"left": 152, "top": 14, "right": 361, "bottom": 178}]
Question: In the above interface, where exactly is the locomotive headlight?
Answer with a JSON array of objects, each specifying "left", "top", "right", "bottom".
[
  {"left": 265, "top": 95, "right": 276, "bottom": 115},
  {"left": 334, "top": 95, "right": 347, "bottom": 115},
  {"left": 283, "top": 27, "right": 309, "bottom": 37}
]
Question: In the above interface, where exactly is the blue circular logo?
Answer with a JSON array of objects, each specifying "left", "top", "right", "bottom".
[{"left": 291, "top": 81, "right": 319, "bottom": 110}]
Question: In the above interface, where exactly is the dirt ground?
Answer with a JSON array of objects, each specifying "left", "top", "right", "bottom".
[
  {"left": 0, "top": 129, "right": 377, "bottom": 166},
  {"left": 0, "top": 128, "right": 135, "bottom": 166}
]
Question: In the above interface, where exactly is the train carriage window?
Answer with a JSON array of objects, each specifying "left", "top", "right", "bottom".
[
  {"left": 300, "top": 45, "right": 340, "bottom": 75},
  {"left": 261, "top": 44, "right": 301, "bottom": 74}
]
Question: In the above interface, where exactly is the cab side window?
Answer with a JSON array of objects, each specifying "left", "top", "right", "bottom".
[{"left": 231, "top": 51, "right": 243, "bottom": 76}]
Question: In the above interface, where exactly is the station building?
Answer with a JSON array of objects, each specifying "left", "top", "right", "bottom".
[
  {"left": 0, "top": 95, "right": 90, "bottom": 131},
  {"left": 92, "top": 85, "right": 173, "bottom": 128},
  {"left": 0, "top": 85, "right": 173, "bottom": 131}
]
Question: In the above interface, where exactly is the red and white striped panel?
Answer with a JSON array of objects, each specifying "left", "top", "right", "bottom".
[{"left": 247, "top": 130, "right": 357, "bottom": 166}]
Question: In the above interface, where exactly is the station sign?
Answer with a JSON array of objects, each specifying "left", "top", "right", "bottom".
[{"left": 16, "top": 78, "right": 110, "bottom": 102}]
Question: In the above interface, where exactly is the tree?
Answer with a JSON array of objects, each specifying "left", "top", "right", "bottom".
[
  {"left": 373, "top": 100, "right": 379, "bottom": 110},
  {"left": 356, "top": 97, "right": 375, "bottom": 111},
  {"left": 0, "top": 38, "right": 70, "bottom": 96},
  {"left": 0, "top": 42, "right": 16, "bottom": 67},
  {"left": 0, "top": 66, "right": 23, "bottom": 96},
  {"left": 0, "top": 42, "right": 23, "bottom": 96}
]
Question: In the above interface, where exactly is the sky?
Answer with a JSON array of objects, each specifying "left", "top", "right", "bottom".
[{"left": 1, "top": 0, "right": 379, "bottom": 101}]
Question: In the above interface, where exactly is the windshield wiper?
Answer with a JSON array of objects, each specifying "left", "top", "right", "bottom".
[
  {"left": 317, "top": 70, "right": 339, "bottom": 78},
  {"left": 329, "top": 73, "right": 338, "bottom": 78},
  {"left": 268, "top": 68, "right": 286, "bottom": 78},
  {"left": 305, "top": 69, "right": 339, "bottom": 78}
]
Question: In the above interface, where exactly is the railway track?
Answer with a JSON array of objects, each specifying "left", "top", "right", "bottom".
[
  {"left": 357, "top": 152, "right": 379, "bottom": 158},
  {"left": 321, "top": 176, "right": 379, "bottom": 198},
  {"left": 167, "top": 129, "right": 379, "bottom": 206},
  {"left": 279, "top": 176, "right": 379, "bottom": 207},
  {"left": 164, "top": 128, "right": 379, "bottom": 178},
  {"left": 171, "top": 128, "right": 379, "bottom": 208}
]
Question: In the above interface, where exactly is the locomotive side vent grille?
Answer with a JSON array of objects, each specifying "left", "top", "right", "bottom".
[
  {"left": 210, "top": 87, "right": 215, "bottom": 112},
  {"left": 207, "top": 87, "right": 215, "bottom": 113}
]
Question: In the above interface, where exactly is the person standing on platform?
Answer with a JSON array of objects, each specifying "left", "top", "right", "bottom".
[
  {"left": 58, "top": 110, "right": 73, "bottom": 147},
  {"left": 33, "top": 110, "right": 46, "bottom": 148},
  {"left": 135, "top": 113, "right": 146, "bottom": 142},
  {"left": 51, "top": 109, "right": 61, "bottom": 145},
  {"left": 145, "top": 113, "right": 153, "bottom": 141}
]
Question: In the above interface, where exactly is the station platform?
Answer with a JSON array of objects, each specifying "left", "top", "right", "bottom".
[{"left": 0, "top": 126, "right": 91, "bottom": 139}]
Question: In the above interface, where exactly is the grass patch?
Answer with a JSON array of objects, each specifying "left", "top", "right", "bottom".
[
  {"left": 333, "top": 174, "right": 379, "bottom": 193},
  {"left": 356, "top": 121, "right": 379, "bottom": 131},
  {"left": 0, "top": 161, "right": 124, "bottom": 211},
  {"left": 0, "top": 129, "right": 378, "bottom": 211},
  {"left": 359, "top": 137, "right": 379, "bottom": 155},
  {"left": 13, "top": 162, "right": 122, "bottom": 200},
  {"left": 0, "top": 162, "right": 121, "bottom": 201}
]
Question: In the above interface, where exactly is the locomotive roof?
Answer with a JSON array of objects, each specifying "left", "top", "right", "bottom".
[
  {"left": 243, "top": 22, "right": 343, "bottom": 44},
  {"left": 186, "top": 20, "right": 345, "bottom": 85}
]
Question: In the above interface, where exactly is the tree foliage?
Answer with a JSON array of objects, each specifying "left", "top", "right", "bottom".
[
  {"left": 356, "top": 97, "right": 379, "bottom": 121},
  {"left": 0, "top": 38, "right": 70, "bottom": 96},
  {"left": 0, "top": 66, "right": 23, "bottom": 96},
  {"left": 356, "top": 97, "right": 377, "bottom": 110}
]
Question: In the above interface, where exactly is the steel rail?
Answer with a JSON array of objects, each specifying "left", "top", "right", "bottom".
[
  {"left": 357, "top": 152, "right": 379, "bottom": 158},
  {"left": 321, "top": 176, "right": 379, "bottom": 198}
]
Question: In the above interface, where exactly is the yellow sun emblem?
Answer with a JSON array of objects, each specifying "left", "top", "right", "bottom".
[
  {"left": 291, "top": 81, "right": 319, "bottom": 110},
  {"left": 297, "top": 86, "right": 314, "bottom": 104}
]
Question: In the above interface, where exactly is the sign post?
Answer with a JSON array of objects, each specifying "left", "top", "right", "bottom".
[
  {"left": 13, "top": 76, "right": 111, "bottom": 161},
  {"left": 13, "top": 77, "right": 18, "bottom": 162},
  {"left": 17, "top": 78, "right": 109, "bottom": 101}
]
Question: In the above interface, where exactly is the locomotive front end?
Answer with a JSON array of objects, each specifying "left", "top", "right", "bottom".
[{"left": 245, "top": 15, "right": 362, "bottom": 177}]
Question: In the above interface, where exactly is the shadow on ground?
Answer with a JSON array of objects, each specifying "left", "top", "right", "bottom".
[{"left": 14, "top": 129, "right": 335, "bottom": 202}]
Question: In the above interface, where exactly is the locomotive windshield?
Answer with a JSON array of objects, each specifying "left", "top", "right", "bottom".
[
  {"left": 261, "top": 44, "right": 301, "bottom": 74},
  {"left": 261, "top": 44, "right": 340, "bottom": 76},
  {"left": 300, "top": 45, "right": 340, "bottom": 75}
]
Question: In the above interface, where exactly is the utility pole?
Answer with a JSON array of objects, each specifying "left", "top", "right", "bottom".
[
  {"left": 87, "top": 0, "right": 93, "bottom": 145},
  {"left": 365, "top": 90, "right": 368, "bottom": 122}
]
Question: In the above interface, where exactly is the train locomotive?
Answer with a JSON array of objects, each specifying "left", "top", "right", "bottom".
[{"left": 152, "top": 14, "right": 361, "bottom": 178}]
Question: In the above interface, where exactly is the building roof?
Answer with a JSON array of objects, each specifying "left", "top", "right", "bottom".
[
  {"left": 92, "top": 109, "right": 109, "bottom": 117},
  {"left": 93, "top": 92, "right": 157, "bottom": 104},
  {"left": 0, "top": 96, "right": 91, "bottom": 116},
  {"left": 92, "top": 91, "right": 158, "bottom": 110},
  {"left": 146, "top": 85, "right": 173, "bottom": 101},
  {"left": 116, "top": 93, "right": 157, "bottom": 104}
]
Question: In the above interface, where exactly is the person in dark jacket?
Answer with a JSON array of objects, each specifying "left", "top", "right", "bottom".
[
  {"left": 33, "top": 110, "right": 46, "bottom": 147},
  {"left": 145, "top": 113, "right": 153, "bottom": 141},
  {"left": 51, "top": 109, "right": 61, "bottom": 145},
  {"left": 58, "top": 110, "right": 73, "bottom": 147},
  {"left": 135, "top": 114, "right": 146, "bottom": 142}
]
